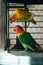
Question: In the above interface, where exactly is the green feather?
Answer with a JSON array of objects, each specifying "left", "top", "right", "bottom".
[
  {"left": 22, "top": 43, "right": 35, "bottom": 51},
  {"left": 18, "top": 32, "right": 37, "bottom": 51}
]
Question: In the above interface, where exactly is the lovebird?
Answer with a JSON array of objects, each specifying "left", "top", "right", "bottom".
[
  {"left": 13, "top": 25, "right": 42, "bottom": 51},
  {"left": 9, "top": 9, "right": 36, "bottom": 24}
]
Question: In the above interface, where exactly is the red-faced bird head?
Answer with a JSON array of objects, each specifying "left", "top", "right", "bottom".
[{"left": 13, "top": 25, "right": 24, "bottom": 34}]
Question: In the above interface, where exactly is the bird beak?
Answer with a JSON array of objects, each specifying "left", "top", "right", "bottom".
[
  {"left": 9, "top": 18, "right": 15, "bottom": 24},
  {"left": 9, "top": 19, "right": 13, "bottom": 24}
]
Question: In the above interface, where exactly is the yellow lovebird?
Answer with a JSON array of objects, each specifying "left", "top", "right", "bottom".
[{"left": 9, "top": 9, "right": 36, "bottom": 24}]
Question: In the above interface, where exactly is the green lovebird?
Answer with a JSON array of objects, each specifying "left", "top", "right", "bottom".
[
  {"left": 9, "top": 9, "right": 36, "bottom": 24},
  {"left": 13, "top": 25, "right": 42, "bottom": 51}
]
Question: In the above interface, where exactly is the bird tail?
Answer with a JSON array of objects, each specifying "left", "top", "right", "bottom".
[{"left": 35, "top": 44, "right": 43, "bottom": 51}]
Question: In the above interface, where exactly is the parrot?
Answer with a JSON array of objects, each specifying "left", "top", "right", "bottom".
[
  {"left": 9, "top": 9, "right": 36, "bottom": 24},
  {"left": 13, "top": 25, "right": 43, "bottom": 51}
]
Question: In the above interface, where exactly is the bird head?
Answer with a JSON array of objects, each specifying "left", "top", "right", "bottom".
[
  {"left": 9, "top": 9, "right": 19, "bottom": 24},
  {"left": 9, "top": 14, "right": 17, "bottom": 24},
  {"left": 13, "top": 25, "right": 24, "bottom": 35}
]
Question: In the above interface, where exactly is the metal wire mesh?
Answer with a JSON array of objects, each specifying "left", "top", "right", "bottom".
[{"left": 8, "top": 4, "right": 43, "bottom": 48}]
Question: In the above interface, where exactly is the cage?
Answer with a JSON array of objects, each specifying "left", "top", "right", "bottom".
[{"left": 4, "top": 2, "right": 43, "bottom": 51}]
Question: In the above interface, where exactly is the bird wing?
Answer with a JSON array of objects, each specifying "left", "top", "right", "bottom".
[{"left": 18, "top": 32, "right": 37, "bottom": 50}]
